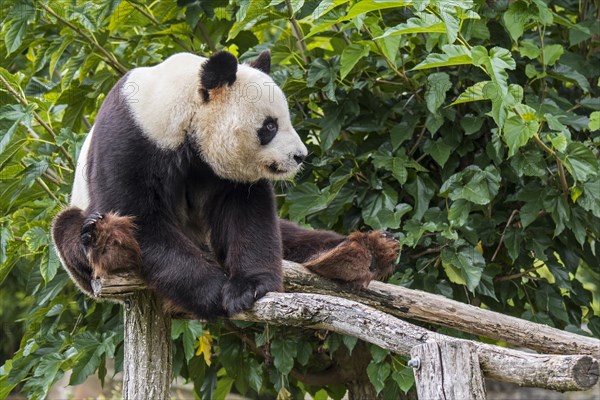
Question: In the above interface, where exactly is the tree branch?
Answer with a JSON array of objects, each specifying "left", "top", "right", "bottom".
[
  {"left": 92, "top": 262, "right": 600, "bottom": 391},
  {"left": 93, "top": 261, "right": 600, "bottom": 358},
  {"left": 38, "top": 3, "right": 128, "bottom": 75},
  {"left": 235, "top": 293, "right": 598, "bottom": 392},
  {"left": 0, "top": 74, "right": 75, "bottom": 168}
]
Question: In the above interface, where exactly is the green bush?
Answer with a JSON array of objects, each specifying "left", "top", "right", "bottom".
[{"left": 1, "top": 0, "right": 598, "bottom": 398}]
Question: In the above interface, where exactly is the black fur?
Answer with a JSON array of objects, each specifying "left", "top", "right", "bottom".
[
  {"left": 249, "top": 50, "right": 271, "bottom": 74},
  {"left": 257, "top": 117, "right": 278, "bottom": 145},
  {"left": 54, "top": 74, "right": 281, "bottom": 318},
  {"left": 52, "top": 52, "right": 400, "bottom": 318},
  {"left": 200, "top": 51, "right": 238, "bottom": 102}
]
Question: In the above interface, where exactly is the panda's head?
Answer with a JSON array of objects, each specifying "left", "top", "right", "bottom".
[{"left": 191, "top": 51, "right": 308, "bottom": 183}]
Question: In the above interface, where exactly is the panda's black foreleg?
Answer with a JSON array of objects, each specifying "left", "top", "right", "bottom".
[
  {"left": 279, "top": 219, "right": 400, "bottom": 288},
  {"left": 209, "top": 182, "right": 284, "bottom": 316},
  {"left": 51, "top": 207, "right": 95, "bottom": 296},
  {"left": 138, "top": 221, "right": 228, "bottom": 318}
]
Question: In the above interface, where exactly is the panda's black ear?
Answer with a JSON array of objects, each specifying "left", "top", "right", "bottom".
[
  {"left": 249, "top": 50, "right": 271, "bottom": 74},
  {"left": 200, "top": 51, "right": 238, "bottom": 98}
]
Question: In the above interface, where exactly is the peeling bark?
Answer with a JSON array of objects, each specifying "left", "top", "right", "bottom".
[
  {"left": 411, "top": 341, "right": 486, "bottom": 400},
  {"left": 92, "top": 263, "right": 600, "bottom": 393},
  {"left": 122, "top": 291, "right": 172, "bottom": 400}
]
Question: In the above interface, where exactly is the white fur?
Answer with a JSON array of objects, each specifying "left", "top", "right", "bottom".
[
  {"left": 125, "top": 53, "right": 308, "bottom": 182},
  {"left": 70, "top": 128, "right": 92, "bottom": 209},
  {"left": 125, "top": 53, "right": 202, "bottom": 149}
]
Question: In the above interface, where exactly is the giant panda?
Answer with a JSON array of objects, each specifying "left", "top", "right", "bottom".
[{"left": 51, "top": 50, "right": 399, "bottom": 318}]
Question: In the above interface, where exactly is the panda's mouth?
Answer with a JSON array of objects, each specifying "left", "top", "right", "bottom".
[{"left": 268, "top": 162, "right": 288, "bottom": 175}]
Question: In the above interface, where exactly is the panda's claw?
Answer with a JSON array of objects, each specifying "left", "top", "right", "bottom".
[
  {"left": 81, "top": 212, "right": 105, "bottom": 249},
  {"left": 222, "top": 274, "right": 282, "bottom": 316}
]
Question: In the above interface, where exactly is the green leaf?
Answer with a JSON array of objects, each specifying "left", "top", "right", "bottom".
[
  {"left": 441, "top": 246, "right": 485, "bottom": 292},
  {"left": 319, "top": 109, "right": 343, "bottom": 151},
  {"left": 451, "top": 81, "right": 491, "bottom": 105},
  {"left": 503, "top": 0, "right": 533, "bottom": 41},
  {"left": 392, "top": 367, "right": 415, "bottom": 394},
  {"left": 24, "top": 352, "right": 65, "bottom": 398},
  {"left": 460, "top": 115, "right": 485, "bottom": 135},
  {"left": 503, "top": 114, "right": 539, "bottom": 157},
  {"left": 379, "top": 13, "right": 445, "bottom": 38},
  {"left": 448, "top": 199, "right": 471, "bottom": 227},
  {"left": 228, "top": 0, "right": 271, "bottom": 40},
  {"left": 437, "top": 0, "right": 462, "bottom": 43},
  {"left": 404, "top": 175, "right": 435, "bottom": 220},
  {"left": 340, "top": 44, "right": 369, "bottom": 79},
  {"left": 477, "top": 263, "right": 500, "bottom": 301},
  {"left": 561, "top": 143, "right": 599, "bottom": 183},
  {"left": 342, "top": 1, "right": 407, "bottom": 21},
  {"left": 423, "top": 138, "right": 452, "bottom": 167},
  {"left": 366, "top": 361, "right": 391, "bottom": 394},
  {"left": 0, "top": 104, "right": 34, "bottom": 156},
  {"left": 271, "top": 338, "right": 297, "bottom": 375},
  {"left": 440, "top": 166, "right": 501, "bottom": 205},
  {"left": 311, "top": 0, "right": 351, "bottom": 20},
  {"left": 519, "top": 40, "right": 541, "bottom": 59},
  {"left": 578, "top": 176, "right": 600, "bottom": 218},
  {"left": 413, "top": 45, "right": 472, "bottom": 70},
  {"left": 511, "top": 150, "right": 546, "bottom": 177},
  {"left": 471, "top": 46, "right": 515, "bottom": 97},
  {"left": 41, "top": 241, "right": 60, "bottom": 284},
  {"left": 372, "top": 151, "right": 408, "bottom": 184},
  {"left": 213, "top": 376, "right": 235, "bottom": 400},
  {"left": 369, "top": 345, "right": 388, "bottom": 363},
  {"left": 287, "top": 183, "right": 330, "bottom": 221},
  {"left": 390, "top": 121, "right": 416, "bottom": 149},
  {"left": 70, "top": 346, "right": 103, "bottom": 385},
  {"left": 589, "top": 111, "right": 600, "bottom": 131},
  {"left": 342, "top": 335, "right": 358, "bottom": 354},
  {"left": 5, "top": 0, "right": 36, "bottom": 54},
  {"left": 24, "top": 226, "right": 48, "bottom": 252},
  {"left": 425, "top": 72, "right": 452, "bottom": 114},
  {"left": 542, "top": 44, "right": 564, "bottom": 66},
  {"left": 549, "top": 64, "right": 591, "bottom": 92},
  {"left": 535, "top": 284, "right": 569, "bottom": 323},
  {"left": 246, "top": 357, "right": 263, "bottom": 393}
]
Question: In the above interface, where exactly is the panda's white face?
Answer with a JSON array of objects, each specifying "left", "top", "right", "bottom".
[
  {"left": 125, "top": 52, "right": 307, "bottom": 183},
  {"left": 193, "top": 65, "right": 307, "bottom": 182}
]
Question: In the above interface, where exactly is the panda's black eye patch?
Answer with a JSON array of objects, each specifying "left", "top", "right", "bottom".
[{"left": 258, "top": 117, "right": 278, "bottom": 145}]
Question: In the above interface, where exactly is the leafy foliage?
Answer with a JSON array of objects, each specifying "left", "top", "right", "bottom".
[{"left": 1, "top": 0, "right": 599, "bottom": 398}]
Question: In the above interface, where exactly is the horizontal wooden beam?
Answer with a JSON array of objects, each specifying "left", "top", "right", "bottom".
[
  {"left": 234, "top": 292, "right": 598, "bottom": 391},
  {"left": 91, "top": 262, "right": 600, "bottom": 391},
  {"left": 281, "top": 261, "right": 600, "bottom": 358},
  {"left": 94, "top": 261, "right": 600, "bottom": 358}
]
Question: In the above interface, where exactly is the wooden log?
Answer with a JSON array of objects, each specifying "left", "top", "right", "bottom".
[
  {"left": 122, "top": 290, "right": 172, "bottom": 400},
  {"left": 411, "top": 341, "right": 486, "bottom": 400},
  {"left": 282, "top": 261, "right": 600, "bottom": 358},
  {"left": 233, "top": 292, "right": 598, "bottom": 392},
  {"left": 93, "top": 260, "right": 600, "bottom": 358},
  {"left": 91, "top": 270, "right": 599, "bottom": 391}
]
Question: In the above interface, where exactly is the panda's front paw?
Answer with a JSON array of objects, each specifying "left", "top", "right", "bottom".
[
  {"left": 222, "top": 274, "right": 283, "bottom": 316},
  {"left": 81, "top": 212, "right": 105, "bottom": 249}
]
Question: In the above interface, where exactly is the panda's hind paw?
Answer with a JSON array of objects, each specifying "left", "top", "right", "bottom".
[{"left": 365, "top": 231, "right": 400, "bottom": 281}]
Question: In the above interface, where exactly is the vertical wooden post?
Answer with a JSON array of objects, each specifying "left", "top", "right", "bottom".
[
  {"left": 411, "top": 341, "right": 486, "bottom": 400},
  {"left": 123, "top": 290, "right": 172, "bottom": 400}
]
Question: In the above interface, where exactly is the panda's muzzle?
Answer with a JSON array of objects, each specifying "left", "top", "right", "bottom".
[
  {"left": 293, "top": 153, "right": 305, "bottom": 165},
  {"left": 268, "top": 163, "right": 288, "bottom": 174},
  {"left": 268, "top": 152, "right": 306, "bottom": 174}
]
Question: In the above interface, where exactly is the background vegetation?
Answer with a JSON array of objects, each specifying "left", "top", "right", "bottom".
[{"left": 1, "top": 0, "right": 599, "bottom": 398}]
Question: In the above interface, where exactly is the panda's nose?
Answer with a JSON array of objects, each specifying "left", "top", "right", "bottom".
[{"left": 293, "top": 153, "right": 306, "bottom": 165}]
